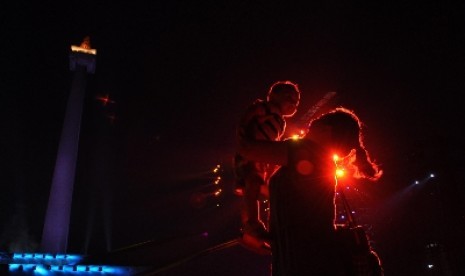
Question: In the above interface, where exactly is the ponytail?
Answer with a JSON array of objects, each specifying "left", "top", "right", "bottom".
[{"left": 353, "top": 146, "right": 382, "bottom": 181}]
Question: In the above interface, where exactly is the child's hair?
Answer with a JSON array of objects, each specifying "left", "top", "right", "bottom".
[
  {"left": 310, "top": 107, "right": 383, "bottom": 181},
  {"left": 267, "top": 80, "right": 300, "bottom": 101}
]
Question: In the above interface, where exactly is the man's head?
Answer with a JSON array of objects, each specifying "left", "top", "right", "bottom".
[{"left": 267, "top": 81, "right": 300, "bottom": 117}]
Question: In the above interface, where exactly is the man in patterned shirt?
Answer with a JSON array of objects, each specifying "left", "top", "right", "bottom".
[{"left": 234, "top": 80, "right": 300, "bottom": 253}]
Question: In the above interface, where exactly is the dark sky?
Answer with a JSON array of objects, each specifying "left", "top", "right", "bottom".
[{"left": 2, "top": 1, "right": 465, "bottom": 275}]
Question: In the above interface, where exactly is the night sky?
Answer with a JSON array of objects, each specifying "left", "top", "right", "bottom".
[{"left": 2, "top": 2, "right": 465, "bottom": 275}]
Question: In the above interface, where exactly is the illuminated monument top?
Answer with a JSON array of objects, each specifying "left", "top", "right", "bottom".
[{"left": 69, "top": 36, "right": 96, "bottom": 74}]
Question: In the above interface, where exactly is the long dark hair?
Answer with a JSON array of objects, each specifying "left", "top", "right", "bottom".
[{"left": 309, "top": 107, "right": 382, "bottom": 181}]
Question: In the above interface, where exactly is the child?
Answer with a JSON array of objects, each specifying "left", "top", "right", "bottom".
[{"left": 234, "top": 80, "right": 300, "bottom": 251}]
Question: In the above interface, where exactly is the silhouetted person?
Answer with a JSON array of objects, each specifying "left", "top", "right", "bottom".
[
  {"left": 234, "top": 81, "right": 300, "bottom": 253},
  {"left": 239, "top": 107, "right": 383, "bottom": 275}
]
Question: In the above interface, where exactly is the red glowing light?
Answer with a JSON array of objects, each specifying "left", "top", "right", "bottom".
[
  {"left": 96, "top": 94, "right": 115, "bottom": 106},
  {"left": 333, "top": 154, "right": 345, "bottom": 178},
  {"left": 335, "top": 168, "right": 345, "bottom": 178}
]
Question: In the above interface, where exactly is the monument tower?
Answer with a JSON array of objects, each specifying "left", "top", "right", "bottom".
[{"left": 41, "top": 37, "right": 96, "bottom": 253}]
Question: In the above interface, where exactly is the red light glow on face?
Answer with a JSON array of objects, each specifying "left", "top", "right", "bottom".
[{"left": 296, "top": 160, "right": 314, "bottom": 175}]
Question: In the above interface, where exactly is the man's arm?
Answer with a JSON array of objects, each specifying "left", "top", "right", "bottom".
[{"left": 238, "top": 138, "right": 290, "bottom": 166}]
